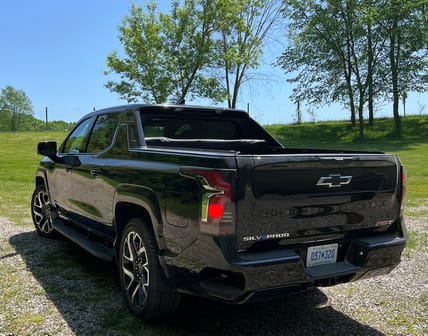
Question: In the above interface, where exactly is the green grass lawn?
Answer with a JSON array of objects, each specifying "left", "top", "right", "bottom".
[{"left": 0, "top": 131, "right": 66, "bottom": 225}]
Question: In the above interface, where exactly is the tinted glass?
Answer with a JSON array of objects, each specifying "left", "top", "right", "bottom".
[
  {"left": 143, "top": 118, "right": 239, "bottom": 140},
  {"left": 62, "top": 118, "right": 93, "bottom": 154},
  {"left": 86, "top": 114, "right": 121, "bottom": 153}
]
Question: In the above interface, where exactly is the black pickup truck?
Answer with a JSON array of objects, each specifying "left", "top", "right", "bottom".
[{"left": 32, "top": 104, "right": 407, "bottom": 320}]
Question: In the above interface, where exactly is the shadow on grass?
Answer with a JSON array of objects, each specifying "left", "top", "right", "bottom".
[{"left": 10, "top": 230, "right": 383, "bottom": 336}]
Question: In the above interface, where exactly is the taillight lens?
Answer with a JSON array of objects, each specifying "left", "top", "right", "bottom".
[
  {"left": 180, "top": 168, "right": 234, "bottom": 236},
  {"left": 400, "top": 166, "right": 406, "bottom": 216},
  {"left": 208, "top": 203, "right": 225, "bottom": 219}
]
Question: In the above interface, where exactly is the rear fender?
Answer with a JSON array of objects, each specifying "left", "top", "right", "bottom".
[{"left": 113, "top": 184, "right": 165, "bottom": 249}]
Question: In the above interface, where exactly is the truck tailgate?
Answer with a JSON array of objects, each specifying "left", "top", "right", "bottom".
[{"left": 236, "top": 154, "right": 401, "bottom": 251}]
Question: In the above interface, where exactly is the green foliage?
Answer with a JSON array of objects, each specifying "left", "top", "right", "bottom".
[
  {"left": 1, "top": 115, "right": 74, "bottom": 132},
  {"left": 105, "top": 3, "right": 168, "bottom": 103},
  {"left": 0, "top": 85, "right": 34, "bottom": 131},
  {"left": 278, "top": 0, "right": 428, "bottom": 134},
  {"left": 46, "top": 120, "right": 76, "bottom": 132},
  {"left": 0, "top": 85, "right": 73, "bottom": 132},
  {"left": 105, "top": 0, "right": 282, "bottom": 106},
  {"left": 105, "top": 1, "right": 223, "bottom": 104}
]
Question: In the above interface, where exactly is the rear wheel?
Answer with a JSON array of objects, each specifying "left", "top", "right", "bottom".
[
  {"left": 31, "top": 185, "right": 57, "bottom": 238},
  {"left": 119, "top": 217, "right": 181, "bottom": 320}
]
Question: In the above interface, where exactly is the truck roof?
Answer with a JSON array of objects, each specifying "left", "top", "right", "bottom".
[{"left": 92, "top": 104, "right": 250, "bottom": 117}]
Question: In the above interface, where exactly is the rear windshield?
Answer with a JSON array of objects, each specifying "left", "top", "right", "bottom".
[
  {"left": 143, "top": 117, "right": 239, "bottom": 140},
  {"left": 139, "top": 110, "right": 282, "bottom": 152}
]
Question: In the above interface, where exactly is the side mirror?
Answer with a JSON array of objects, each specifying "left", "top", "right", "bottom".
[{"left": 38, "top": 141, "right": 58, "bottom": 158}]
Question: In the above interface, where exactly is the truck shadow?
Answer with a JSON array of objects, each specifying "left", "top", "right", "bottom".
[{"left": 9, "top": 230, "right": 383, "bottom": 336}]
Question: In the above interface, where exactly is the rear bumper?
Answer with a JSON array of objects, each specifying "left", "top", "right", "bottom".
[{"left": 166, "top": 232, "right": 406, "bottom": 303}]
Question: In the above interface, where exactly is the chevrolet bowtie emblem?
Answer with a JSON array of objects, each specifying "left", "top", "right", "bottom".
[{"left": 316, "top": 174, "right": 352, "bottom": 188}]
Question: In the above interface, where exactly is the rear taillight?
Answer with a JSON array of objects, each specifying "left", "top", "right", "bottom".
[
  {"left": 180, "top": 168, "right": 234, "bottom": 236},
  {"left": 400, "top": 166, "right": 406, "bottom": 216}
]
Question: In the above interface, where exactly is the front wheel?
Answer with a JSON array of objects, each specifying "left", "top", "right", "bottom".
[
  {"left": 31, "top": 185, "right": 57, "bottom": 238},
  {"left": 119, "top": 217, "right": 181, "bottom": 320}
]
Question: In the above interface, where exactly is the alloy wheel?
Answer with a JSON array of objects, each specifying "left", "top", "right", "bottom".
[
  {"left": 121, "top": 230, "right": 150, "bottom": 309},
  {"left": 32, "top": 188, "right": 53, "bottom": 234}
]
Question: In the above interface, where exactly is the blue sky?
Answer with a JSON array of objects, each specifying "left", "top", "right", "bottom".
[{"left": 1, "top": 1, "right": 426, "bottom": 125}]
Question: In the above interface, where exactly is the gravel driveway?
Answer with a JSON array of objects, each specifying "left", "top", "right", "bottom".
[{"left": 0, "top": 216, "right": 427, "bottom": 336}]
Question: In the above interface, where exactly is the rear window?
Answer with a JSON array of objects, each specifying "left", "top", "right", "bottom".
[
  {"left": 143, "top": 118, "right": 239, "bottom": 140},
  {"left": 139, "top": 110, "right": 282, "bottom": 152}
]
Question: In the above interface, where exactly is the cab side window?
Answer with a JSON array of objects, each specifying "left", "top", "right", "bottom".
[
  {"left": 62, "top": 118, "right": 93, "bottom": 154},
  {"left": 86, "top": 114, "right": 121, "bottom": 153}
]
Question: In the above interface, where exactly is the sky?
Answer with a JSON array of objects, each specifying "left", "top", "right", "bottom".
[{"left": 1, "top": 1, "right": 426, "bottom": 125}]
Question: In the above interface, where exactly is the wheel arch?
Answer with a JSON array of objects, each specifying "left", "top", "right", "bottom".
[
  {"left": 35, "top": 169, "right": 50, "bottom": 194},
  {"left": 113, "top": 185, "right": 167, "bottom": 261},
  {"left": 35, "top": 176, "right": 45, "bottom": 186},
  {"left": 115, "top": 202, "right": 155, "bottom": 240}
]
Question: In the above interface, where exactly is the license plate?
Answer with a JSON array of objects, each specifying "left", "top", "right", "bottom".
[{"left": 306, "top": 243, "right": 338, "bottom": 267}]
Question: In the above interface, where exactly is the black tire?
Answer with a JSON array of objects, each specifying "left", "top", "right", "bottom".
[
  {"left": 119, "top": 217, "right": 181, "bottom": 321},
  {"left": 31, "top": 185, "right": 57, "bottom": 238}
]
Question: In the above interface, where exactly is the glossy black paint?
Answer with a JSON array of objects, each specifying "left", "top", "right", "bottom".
[
  {"left": 34, "top": 104, "right": 407, "bottom": 303},
  {"left": 37, "top": 141, "right": 57, "bottom": 157}
]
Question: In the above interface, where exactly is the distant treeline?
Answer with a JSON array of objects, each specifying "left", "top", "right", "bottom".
[
  {"left": 0, "top": 112, "right": 75, "bottom": 132},
  {"left": 0, "top": 85, "right": 76, "bottom": 132}
]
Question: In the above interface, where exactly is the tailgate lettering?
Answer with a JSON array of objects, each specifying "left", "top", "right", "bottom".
[{"left": 242, "top": 232, "right": 290, "bottom": 242}]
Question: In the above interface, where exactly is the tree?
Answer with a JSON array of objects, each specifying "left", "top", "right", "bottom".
[
  {"left": 106, "top": 1, "right": 282, "bottom": 108},
  {"left": 213, "top": 0, "right": 282, "bottom": 108},
  {"left": 380, "top": 0, "right": 428, "bottom": 131},
  {"left": 279, "top": 0, "right": 428, "bottom": 137},
  {"left": 105, "top": 1, "right": 223, "bottom": 104},
  {"left": 0, "top": 85, "right": 33, "bottom": 131},
  {"left": 294, "top": 97, "right": 303, "bottom": 124},
  {"left": 278, "top": 0, "right": 377, "bottom": 139}
]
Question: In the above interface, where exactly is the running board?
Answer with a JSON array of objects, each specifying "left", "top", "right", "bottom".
[{"left": 53, "top": 219, "right": 114, "bottom": 262}]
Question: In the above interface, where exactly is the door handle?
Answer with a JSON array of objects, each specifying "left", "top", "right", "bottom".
[{"left": 90, "top": 169, "right": 101, "bottom": 176}]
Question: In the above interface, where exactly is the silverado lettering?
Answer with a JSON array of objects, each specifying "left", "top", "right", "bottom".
[
  {"left": 242, "top": 232, "right": 291, "bottom": 242},
  {"left": 31, "top": 104, "right": 407, "bottom": 321}
]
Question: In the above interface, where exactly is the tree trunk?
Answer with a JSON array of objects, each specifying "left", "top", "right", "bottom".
[
  {"left": 368, "top": 78, "right": 374, "bottom": 126},
  {"left": 348, "top": 88, "right": 356, "bottom": 126},
  {"left": 344, "top": 4, "right": 356, "bottom": 127},
  {"left": 358, "top": 94, "right": 365, "bottom": 140},
  {"left": 231, "top": 62, "right": 247, "bottom": 109},
  {"left": 367, "top": 20, "right": 374, "bottom": 126},
  {"left": 11, "top": 112, "right": 18, "bottom": 131},
  {"left": 222, "top": 31, "right": 232, "bottom": 108},
  {"left": 393, "top": 96, "right": 401, "bottom": 131},
  {"left": 296, "top": 98, "right": 302, "bottom": 124},
  {"left": 389, "top": 18, "right": 402, "bottom": 132},
  {"left": 231, "top": 66, "right": 240, "bottom": 109},
  {"left": 402, "top": 92, "right": 407, "bottom": 117}
]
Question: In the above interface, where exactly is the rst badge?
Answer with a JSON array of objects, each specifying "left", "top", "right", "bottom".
[{"left": 316, "top": 174, "right": 352, "bottom": 188}]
